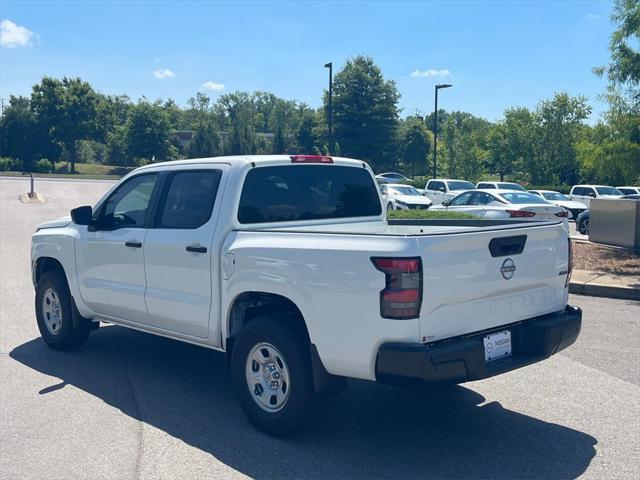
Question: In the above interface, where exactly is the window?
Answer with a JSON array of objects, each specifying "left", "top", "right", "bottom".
[
  {"left": 469, "top": 192, "right": 497, "bottom": 205},
  {"left": 389, "top": 186, "right": 420, "bottom": 196},
  {"left": 499, "top": 192, "right": 550, "bottom": 205},
  {"left": 478, "top": 183, "right": 495, "bottom": 189},
  {"left": 595, "top": 186, "right": 623, "bottom": 196},
  {"left": 159, "top": 170, "right": 222, "bottom": 229},
  {"left": 573, "top": 187, "right": 584, "bottom": 196},
  {"left": 449, "top": 191, "right": 474, "bottom": 206},
  {"left": 100, "top": 174, "right": 158, "bottom": 229},
  {"left": 542, "top": 192, "right": 569, "bottom": 201},
  {"left": 238, "top": 165, "right": 382, "bottom": 223},
  {"left": 584, "top": 188, "right": 597, "bottom": 197},
  {"left": 497, "top": 182, "right": 526, "bottom": 191},
  {"left": 447, "top": 181, "right": 474, "bottom": 191}
]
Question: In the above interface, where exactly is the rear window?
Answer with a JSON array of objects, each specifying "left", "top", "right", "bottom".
[
  {"left": 497, "top": 183, "right": 526, "bottom": 191},
  {"left": 238, "top": 165, "right": 382, "bottom": 224},
  {"left": 447, "top": 181, "right": 475, "bottom": 191},
  {"left": 500, "top": 192, "right": 550, "bottom": 204}
]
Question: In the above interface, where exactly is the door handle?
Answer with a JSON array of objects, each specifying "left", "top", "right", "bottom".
[
  {"left": 186, "top": 245, "right": 207, "bottom": 253},
  {"left": 125, "top": 241, "right": 142, "bottom": 248}
]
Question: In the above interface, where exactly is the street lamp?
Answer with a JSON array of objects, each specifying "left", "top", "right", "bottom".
[
  {"left": 324, "top": 62, "right": 333, "bottom": 147},
  {"left": 432, "top": 83, "right": 452, "bottom": 178}
]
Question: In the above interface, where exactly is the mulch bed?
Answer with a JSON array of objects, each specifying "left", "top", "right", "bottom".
[{"left": 572, "top": 240, "right": 640, "bottom": 276}]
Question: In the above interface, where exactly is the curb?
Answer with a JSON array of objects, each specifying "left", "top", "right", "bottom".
[{"left": 569, "top": 281, "right": 640, "bottom": 301}]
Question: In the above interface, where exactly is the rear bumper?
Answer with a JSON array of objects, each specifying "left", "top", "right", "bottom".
[{"left": 376, "top": 305, "right": 582, "bottom": 385}]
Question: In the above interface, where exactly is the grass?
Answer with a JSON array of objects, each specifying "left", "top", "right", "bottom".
[{"left": 387, "top": 209, "right": 476, "bottom": 220}]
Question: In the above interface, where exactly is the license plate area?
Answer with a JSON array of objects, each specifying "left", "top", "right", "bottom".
[{"left": 483, "top": 330, "right": 512, "bottom": 362}]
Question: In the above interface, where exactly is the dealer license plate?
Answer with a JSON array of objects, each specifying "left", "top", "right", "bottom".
[{"left": 483, "top": 330, "right": 512, "bottom": 362}]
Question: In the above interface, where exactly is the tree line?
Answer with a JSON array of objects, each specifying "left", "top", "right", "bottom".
[{"left": 1, "top": 0, "right": 638, "bottom": 187}]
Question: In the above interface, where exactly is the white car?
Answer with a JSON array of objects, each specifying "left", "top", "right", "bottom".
[
  {"left": 476, "top": 181, "right": 526, "bottom": 191},
  {"left": 31, "top": 155, "right": 580, "bottom": 436},
  {"left": 568, "top": 185, "right": 623, "bottom": 208},
  {"left": 528, "top": 190, "right": 587, "bottom": 220},
  {"left": 375, "top": 172, "right": 410, "bottom": 184},
  {"left": 617, "top": 186, "right": 640, "bottom": 196},
  {"left": 423, "top": 178, "right": 475, "bottom": 205},
  {"left": 380, "top": 183, "right": 432, "bottom": 210},
  {"left": 432, "top": 189, "right": 569, "bottom": 222}
]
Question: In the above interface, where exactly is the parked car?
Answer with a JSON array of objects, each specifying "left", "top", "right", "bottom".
[
  {"left": 617, "top": 186, "right": 640, "bottom": 196},
  {"left": 380, "top": 183, "right": 432, "bottom": 210},
  {"left": 475, "top": 181, "right": 527, "bottom": 191},
  {"left": 568, "top": 185, "right": 623, "bottom": 208},
  {"left": 576, "top": 209, "right": 590, "bottom": 235},
  {"left": 431, "top": 189, "right": 569, "bottom": 222},
  {"left": 31, "top": 155, "right": 581, "bottom": 436},
  {"left": 375, "top": 172, "right": 410, "bottom": 184},
  {"left": 423, "top": 178, "right": 475, "bottom": 205},
  {"left": 528, "top": 190, "right": 587, "bottom": 220}
]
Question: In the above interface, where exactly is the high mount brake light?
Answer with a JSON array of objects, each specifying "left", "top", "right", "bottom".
[
  {"left": 555, "top": 211, "right": 569, "bottom": 218},
  {"left": 371, "top": 257, "right": 422, "bottom": 319},
  {"left": 506, "top": 209, "right": 536, "bottom": 218},
  {"left": 566, "top": 239, "right": 573, "bottom": 287},
  {"left": 290, "top": 155, "right": 333, "bottom": 164}
]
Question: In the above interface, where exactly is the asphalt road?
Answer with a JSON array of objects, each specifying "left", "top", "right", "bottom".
[{"left": 1, "top": 176, "right": 639, "bottom": 480}]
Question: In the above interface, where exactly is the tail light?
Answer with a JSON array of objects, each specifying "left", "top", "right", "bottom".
[
  {"left": 555, "top": 211, "right": 569, "bottom": 218},
  {"left": 506, "top": 209, "right": 536, "bottom": 218},
  {"left": 371, "top": 257, "right": 422, "bottom": 319},
  {"left": 565, "top": 239, "right": 573, "bottom": 287},
  {"left": 290, "top": 155, "right": 333, "bottom": 164}
]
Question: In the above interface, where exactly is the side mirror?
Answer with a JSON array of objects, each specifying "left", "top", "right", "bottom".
[
  {"left": 588, "top": 192, "right": 596, "bottom": 198},
  {"left": 71, "top": 205, "right": 93, "bottom": 226},
  {"left": 442, "top": 200, "right": 451, "bottom": 207}
]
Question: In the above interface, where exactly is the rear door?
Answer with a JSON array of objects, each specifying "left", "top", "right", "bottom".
[
  {"left": 143, "top": 165, "right": 228, "bottom": 339},
  {"left": 416, "top": 222, "right": 569, "bottom": 342}
]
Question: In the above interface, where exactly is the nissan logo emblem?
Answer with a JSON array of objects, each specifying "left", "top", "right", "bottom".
[{"left": 500, "top": 258, "right": 516, "bottom": 280}]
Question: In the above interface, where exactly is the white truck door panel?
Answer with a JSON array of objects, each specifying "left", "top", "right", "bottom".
[
  {"left": 143, "top": 165, "right": 228, "bottom": 339},
  {"left": 76, "top": 172, "right": 159, "bottom": 324}
]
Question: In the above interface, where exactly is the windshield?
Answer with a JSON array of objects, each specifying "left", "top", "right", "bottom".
[
  {"left": 500, "top": 192, "right": 550, "bottom": 204},
  {"left": 447, "top": 181, "right": 475, "bottom": 191},
  {"left": 542, "top": 192, "right": 569, "bottom": 201},
  {"left": 498, "top": 183, "right": 526, "bottom": 191},
  {"left": 389, "top": 186, "right": 420, "bottom": 196},
  {"left": 596, "top": 186, "right": 623, "bottom": 195}
]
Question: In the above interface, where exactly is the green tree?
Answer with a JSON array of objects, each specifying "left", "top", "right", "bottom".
[
  {"left": 399, "top": 119, "right": 432, "bottom": 177},
  {"left": 125, "top": 99, "right": 172, "bottom": 162},
  {"left": 272, "top": 125, "right": 287, "bottom": 153},
  {"left": 30, "top": 77, "right": 100, "bottom": 173},
  {"left": 328, "top": 56, "right": 400, "bottom": 171},
  {"left": 187, "top": 121, "right": 221, "bottom": 158},
  {"left": 0, "top": 96, "right": 41, "bottom": 170},
  {"left": 295, "top": 113, "right": 317, "bottom": 153}
]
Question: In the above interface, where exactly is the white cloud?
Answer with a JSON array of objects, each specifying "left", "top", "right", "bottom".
[
  {"left": 411, "top": 68, "right": 451, "bottom": 78},
  {"left": 200, "top": 81, "right": 225, "bottom": 91},
  {"left": 0, "top": 19, "right": 36, "bottom": 48},
  {"left": 153, "top": 68, "right": 175, "bottom": 79},
  {"left": 586, "top": 13, "right": 602, "bottom": 20}
]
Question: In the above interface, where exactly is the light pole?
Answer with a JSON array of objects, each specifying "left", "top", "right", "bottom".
[
  {"left": 324, "top": 62, "right": 333, "bottom": 148},
  {"left": 432, "top": 83, "right": 452, "bottom": 178}
]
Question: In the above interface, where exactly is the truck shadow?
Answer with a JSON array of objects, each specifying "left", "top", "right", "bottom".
[{"left": 10, "top": 325, "right": 597, "bottom": 479}]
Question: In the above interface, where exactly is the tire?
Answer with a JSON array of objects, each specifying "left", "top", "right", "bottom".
[
  {"left": 35, "top": 270, "right": 91, "bottom": 350},
  {"left": 578, "top": 217, "right": 589, "bottom": 235},
  {"left": 387, "top": 202, "right": 394, "bottom": 211},
  {"left": 230, "top": 314, "right": 316, "bottom": 436}
]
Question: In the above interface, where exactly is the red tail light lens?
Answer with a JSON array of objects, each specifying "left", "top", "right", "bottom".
[
  {"left": 506, "top": 209, "right": 536, "bottom": 218},
  {"left": 565, "top": 239, "right": 573, "bottom": 287},
  {"left": 371, "top": 257, "right": 422, "bottom": 319},
  {"left": 290, "top": 155, "right": 333, "bottom": 164},
  {"left": 555, "top": 211, "right": 569, "bottom": 218}
]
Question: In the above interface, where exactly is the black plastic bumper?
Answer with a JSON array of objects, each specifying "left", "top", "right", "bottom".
[{"left": 376, "top": 305, "right": 582, "bottom": 385}]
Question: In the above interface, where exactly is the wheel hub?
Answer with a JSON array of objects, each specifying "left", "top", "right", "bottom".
[
  {"left": 245, "top": 342, "right": 291, "bottom": 412},
  {"left": 42, "top": 287, "right": 62, "bottom": 335}
]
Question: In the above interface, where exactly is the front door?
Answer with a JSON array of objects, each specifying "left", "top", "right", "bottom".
[
  {"left": 143, "top": 166, "right": 227, "bottom": 339},
  {"left": 76, "top": 172, "right": 160, "bottom": 324}
]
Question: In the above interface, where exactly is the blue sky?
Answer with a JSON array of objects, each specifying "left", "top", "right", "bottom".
[{"left": 0, "top": 0, "right": 615, "bottom": 123}]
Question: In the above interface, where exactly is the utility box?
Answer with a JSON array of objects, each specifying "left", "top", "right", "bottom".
[{"left": 589, "top": 198, "right": 640, "bottom": 249}]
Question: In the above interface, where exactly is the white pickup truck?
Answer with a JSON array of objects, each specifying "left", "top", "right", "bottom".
[{"left": 31, "top": 155, "right": 581, "bottom": 436}]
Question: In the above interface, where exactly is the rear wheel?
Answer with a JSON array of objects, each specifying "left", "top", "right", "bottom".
[
  {"left": 35, "top": 270, "right": 91, "bottom": 350},
  {"left": 578, "top": 217, "right": 589, "bottom": 235},
  {"left": 230, "top": 314, "right": 315, "bottom": 436}
]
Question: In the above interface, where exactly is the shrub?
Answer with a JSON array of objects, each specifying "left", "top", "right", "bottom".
[
  {"left": 34, "top": 158, "right": 53, "bottom": 173},
  {"left": 387, "top": 209, "right": 475, "bottom": 220},
  {"left": 0, "top": 157, "right": 19, "bottom": 171}
]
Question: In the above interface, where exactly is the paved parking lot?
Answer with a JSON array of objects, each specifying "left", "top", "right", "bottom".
[{"left": 1, "top": 176, "right": 639, "bottom": 479}]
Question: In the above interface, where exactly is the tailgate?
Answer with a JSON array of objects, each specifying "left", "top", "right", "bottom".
[{"left": 418, "top": 222, "right": 569, "bottom": 342}]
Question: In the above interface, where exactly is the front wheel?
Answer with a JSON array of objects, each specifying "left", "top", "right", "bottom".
[
  {"left": 578, "top": 217, "right": 589, "bottom": 235},
  {"left": 230, "top": 314, "right": 316, "bottom": 436},
  {"left": 35, "top": 270, "right": 91, "bottom": 350}
]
